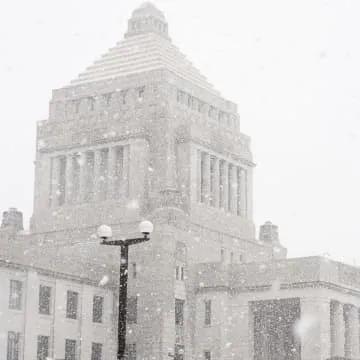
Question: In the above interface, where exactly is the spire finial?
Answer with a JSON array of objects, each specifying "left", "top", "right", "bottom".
[{"left": 125, "top": 2, "right": 170, "bottom": 40}]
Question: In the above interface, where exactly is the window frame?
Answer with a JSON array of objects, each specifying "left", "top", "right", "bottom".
[
  {"left": 66, "top": 290, "right": 79, "bottom": 320},
  {"left": 92, "top": 295, "right": 104, "bottom": 324},
  {"left": 39, "top": 285, "right": 52, "bottom": 315},
  {"left": 9, "top": 280, "right": 23, "bottom": 310}
]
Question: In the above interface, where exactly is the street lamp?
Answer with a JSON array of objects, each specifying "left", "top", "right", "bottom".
[{"left": 97, "top": 220, "right": 154, "bottom": 360}]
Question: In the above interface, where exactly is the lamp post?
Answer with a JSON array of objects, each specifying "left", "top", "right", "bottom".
[{"left": 97, "top": 220, "right": 154, "bottom": 360}]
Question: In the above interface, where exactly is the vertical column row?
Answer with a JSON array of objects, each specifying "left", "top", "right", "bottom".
[
  {"left": 197, "top": 150, "right": 248, "bottom": 217},
  {"left": 48, "top": 145, "right": 129, "bottom": 207},
  {"left": 330, "top": 301, "right": 360, "bottom": 359}
]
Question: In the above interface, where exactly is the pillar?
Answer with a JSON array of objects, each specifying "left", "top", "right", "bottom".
[
  {"left": 202, "top": 152, "right": 211, "bottom": 204},
  {"left": 300, "top": 298, "right": 331, "bottom": 360},
  {"left": 93, "top": 149, "right": 102, "bottom": 202},
  {"left": 122, "top": 144, "right": 130, "bottom": 198},
  {"left": 212, "top": 157, "right": 220, "bottom": 208},
  {"left": 220, "top": 161, "right": 228, "bottom": 211},
  {"left": 331, "top": 301, "right": 345, "bottom": 357},
  {"left": 239, "top": 168, "right": 247, "bottom": 218},
  {"left": 229, "top": 164, "right": 237, "bottom": 214},
  {"left": 107, "top": 146, "right": 116, "bottom": 200},
  {"left": 65, "top": 154, "right": 73, "bottom": 204},
  {"left": 50, "top": 156, "right": 60, "bottom": 207},
  {"left": 344, "top": 304, "right": 360, "bottom": 359},
  {"left": 77, "top": 152, "right": 86, "bottom": 203}
]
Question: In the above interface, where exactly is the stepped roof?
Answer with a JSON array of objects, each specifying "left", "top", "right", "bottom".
[{"left": 70, "top": 2, "right": 219, "bottom": 95}]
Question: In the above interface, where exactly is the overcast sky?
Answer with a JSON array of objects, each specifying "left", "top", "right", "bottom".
[{"left": 0, "top": 0, "right": 359, "bottom": 264}]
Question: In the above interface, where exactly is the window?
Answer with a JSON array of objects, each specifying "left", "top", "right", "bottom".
[
  {"left": 125, "top": 343, "right": 136, "bottom": 360},
  {"left": 205, "top": 300, "right": 211, "bottom": 326},
  {"left": 175, "top": 266, "right": 180, "bottom": 280},
  {"left": 7, "top": 332, "right": 20, "bottom": 360},
  {"left": 120, "top": 90, "right": 127, "bottom": 105},
  {"left": 73, "top": 99, "right": 80, "bottom": 114},
  {"left": 230, "top": 252, "right": 234, "bottom": 264},
  {"left": 132, "top": 263, "right": 137, "bottom": 279},
  {"left": 175, "top": 299, "right": 185, "bottom": 326},
  {"left": 9, "top": 280, "right": 22, "bottom": 310},
  {"left": 175, "top": 345, "right": 185, "bottom": 360},
  {"left": 239, "top": 254, "right": 244, "bottom": 263},
  {"left": 39, "top": 285, "right": 51, "bottom": 315},
  {"left": 88, "top": 96, "right": 95, "bottom": 111},
  {"left": 66, "top": 291, "right": 78, "bottom": 319},
  {"left": 92, "top": 295, "right": 103, "bottom": 323},
  {"left": 103, "top": 93, "right": 112, "bottom": 106},
  {"left": 127, "top": 297, "right": 137, "bottom": 323},
  {"left": 137, "top": 86, "right": 145, "bottom": 99},
  {"left": 204, "top": 350, "right": 211, "bottom": 360},
  {"left": 91, "top": 343, "right": 102, "bottom": 360},
  {"left": 220, "top": 248, "right": 224, "bottom": 262},
  {"left": 37, "top": 335, "right": 49, "bottom": 360},
  {"left": 65, "top": 339, "right": 76, "bottom": 360},
  {"left": 180, "top": 266, "right": 185, "bottom": 281}
]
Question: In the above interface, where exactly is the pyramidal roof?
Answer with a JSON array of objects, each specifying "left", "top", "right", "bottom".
[{"left": 70, "top": 2, "right": 219, "bottom": 95}]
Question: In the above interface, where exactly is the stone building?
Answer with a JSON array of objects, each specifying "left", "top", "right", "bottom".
[{"left": 1, "top": 2, "right": 360, "bottom": 360}]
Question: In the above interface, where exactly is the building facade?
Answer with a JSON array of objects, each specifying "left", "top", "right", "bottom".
[{"left": 1, "top": 2, "right": 360, "bottom": 360}]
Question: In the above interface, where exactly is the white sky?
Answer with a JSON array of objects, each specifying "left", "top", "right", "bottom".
[{"left": 0, "top": 0, "right": 359, "bottom": 264}]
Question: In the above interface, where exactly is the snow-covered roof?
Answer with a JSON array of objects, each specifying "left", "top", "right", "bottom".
[{"left": 70, "top": 3, "right": 219, "bottom": 95}]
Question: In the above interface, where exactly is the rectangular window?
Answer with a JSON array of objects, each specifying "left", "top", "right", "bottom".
[
  {"left": 180, "top": 266, "right": 185, "bottom": 281},
  {"left": 175, "top": 266, "right": 180, "bottom": 280},
  {"left": 66, "top": 291, "right": 78, "bottom": 319},
  {"left": 204, "top": 350, "right": 211, "bottom": 360},
  {"left": 205, "top": 300, "right": 211, "bottom": 326},
  {"left": 221, "top": 248, "right": 224, "bottom": 262},
  {"left": 39, "top": 285, "right": 51, "bottom": 315},
  {"left": 7, "top": 332, "right": 20, "bottom": 360},
  {"left": 230, "top": 252, "right": 234, "bottom": 264},
  {"left": 132, "top": 263, "right": 137, "bottom": 279},
  {"left": 175, "top": 299, "right": 185, "bottom": 326},
  {"left": 73, "top": 99, "right": 80, "bottom": 114},
  {"left": 127, "top": 297, "right": 137, "bottom": 323},
  {"left": 125, "top": 343, "right": 136, "bottom": 360},
  {"left": 9, "top": 280, "right": 22, "bottom": 310},
  {"left": 137, "top": 86, "right": 145, "bottom": 99},
  {"left": 88, "top": 96, "right": 95, "bottom": 111},
  {"left": 103, "top": 93, "right": 112, "bottom": 106},
  {"left": 175, "top": 345, "right": 185, "bottom": 360},
  {"left": 37, "top": 335, "right": 49, "bottom": 360},
  {"left": 92, "top": 295, "right": 103, "bottom": 323},
  {"left": 120, "top": 90, "right": 127, "bottom": 105},
  {"left": 58, "top": 156, "right": 67, "bottom": 206},
  {"left": 91, "top": 343, "right": 102, "bottom": 360},
  {"left": 65, "top": 339, "right": 76, "bottom": 360}
]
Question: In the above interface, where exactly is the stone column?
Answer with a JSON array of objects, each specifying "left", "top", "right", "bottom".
[
  {"left": 202, "top": 152, "right": 211, "bottom": 204},
  {"left": 65, "top": 154, "right": 73, "bottom": 204},
  {"left": 239, "top": 168, "right": 247, "bottom": 218},
  {"left": 220, "top": 161, "right": 228, "bottom": 211},
  {"left": 212, "top": 157, "right": 220, "bottom": 208},
  {"left": 122, "top": 145, "right": 130, "bottom": 198},
  {"left": 50, "top": 156, "right": 60, "bottom": 207},
  {"left": 229, "top": 164, "right": 237, "bottom": 214},
  {"left": 78, "top": 152, "right": 86, "bottom": 203},
  {"left": 344, "top": 304, "right": 360, "bottom": 359},
  {"left": 300, "top": 298, "right": 331, "bottom": 360},
  {"left": 107, "top": 146, "right": 116, "bottom": 200},
  {"left": 93, "top": 149, "right": 102, "bottom": 202},
  {"left": 331, "top": 301, "right": 345, "bottom": 357}
]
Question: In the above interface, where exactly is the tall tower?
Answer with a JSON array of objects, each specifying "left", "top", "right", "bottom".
[{"left": 30, "top": 3, "right": 281, "bottom": 359}]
